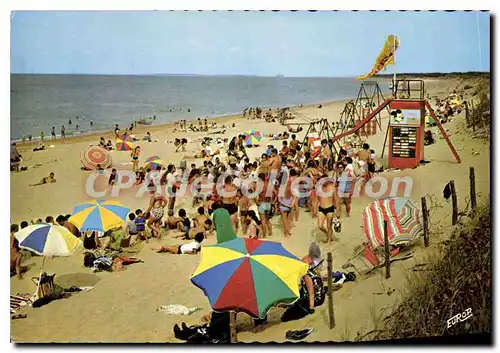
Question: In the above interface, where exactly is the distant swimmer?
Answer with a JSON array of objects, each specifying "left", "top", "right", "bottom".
[
  {"left": 187, "top": 109, "right": 190, "bottom": 113},
  {"left": 69, "top": 119, "right": 72, "bottom": 125},
  {"left": 76, "top": 124, "right": 79, "bottom": 131},
  {"left": 90, "top": 120, "right": 94, "bottom": 126}
]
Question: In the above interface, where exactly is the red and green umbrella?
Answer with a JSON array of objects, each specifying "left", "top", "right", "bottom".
[{"left": 190, "top": 237, "right": 308, "bottom": 318}]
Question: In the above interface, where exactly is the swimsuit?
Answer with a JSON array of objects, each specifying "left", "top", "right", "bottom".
[
  {"left": 279, "top": 198, "right": 293, "bottom": 213},
  {"left": 319, "top": 205, "right": 336, "bottom": 216},
  {"left": 222, "top": 203, "right": 238, "bottom": 215},
  {"left": 176, "top": 245, "right": 183, "bottom": 254},
  {"left": 258, "top": 202, "right": 272, "bottom": 214},
  {"left": 151, "top": 207, "right": 165, "bottom": 220}
]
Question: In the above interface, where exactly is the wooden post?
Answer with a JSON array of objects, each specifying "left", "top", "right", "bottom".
[
  {"left": 327, "top": 252, "right": 335, "bottom": 329},
  {"left": 470, "top": 167, "right": 477, "bottom": 214},
  {"left": 465, "top": 101, "right": 470, "bottom": 127},
  {"left": 421, "top": 196, "right": 429, "bottom": 247},
  {"left": 450, "top": 180, "right": 458, "bottom": 225},
  {"left": 229, "top": 312, "right": 237, "bottom": 343},
  {"left": 383, "top": 220, "right": 391, "bottom": 279}
]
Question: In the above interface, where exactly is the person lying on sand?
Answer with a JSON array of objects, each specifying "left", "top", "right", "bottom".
[
  {"left": 30, "top": 172, "right": 56, "bottom": 186},
  {"left": 153, "top": 232, "right": 204, "bottom": 255}
]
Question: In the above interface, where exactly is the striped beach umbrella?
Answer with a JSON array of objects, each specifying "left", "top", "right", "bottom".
[
  {"left": 244, "top": 134, "right": 262, "bottom": 146},
  {"left": 362, "top": 197, "right": 423, "bottom": 248},
  {"left": 69, "top": 200, "right": 130, "bottom": 232},
  {"left": 115, "top": 135, "right": 135, "bottom": 151},
  {"left": 14, "top": 224, "right": 82, "bottom": 257},
  {"left": 242, "top": 129, "right": 257, "bottom": 137},
  {"left": 80, "top": 146, "right": 112, "bottom": 170},
  {"left": 144, "top": 155, "right": 163, "bottom": 171},
  {"left": 191, "top": 237, "right": 308, "bottom": 318}
]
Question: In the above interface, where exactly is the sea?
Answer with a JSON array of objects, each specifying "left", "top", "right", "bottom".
[{"left": 10, "top": 74, "right": 389, "bottom": 142}]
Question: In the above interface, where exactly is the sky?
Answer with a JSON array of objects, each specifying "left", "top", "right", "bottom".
[{"left": 10, "top": 11, "right": 490, "bottom": 76}]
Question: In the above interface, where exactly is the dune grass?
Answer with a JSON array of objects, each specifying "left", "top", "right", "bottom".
[{"left": 370, "top": 204, "right": 491, "bottom": 340}]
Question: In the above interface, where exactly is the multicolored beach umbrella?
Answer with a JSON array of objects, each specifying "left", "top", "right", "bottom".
[
  {"left": 244, "top": 134, "right": 262, "bottom": 147},
  {"left": 191, "top": 237, "right": 308, "bottom": 318},
  {"left": 81, "top": 146, "right": 112, "bottom": 170},
  {"left": 69, "top": 200, "right": 130, "bottom": 232},
  {"left": 115, "top": 135, "right": 135, "bottom": 151},
  {"left": 362, "top": 197, "right": 423, "bottom": 248},
  {"left": 144, "top": 155, "right": 163, "bottom": 171},
  {"left": 14, "top": 224, "right": 82, "bottom": 257}
]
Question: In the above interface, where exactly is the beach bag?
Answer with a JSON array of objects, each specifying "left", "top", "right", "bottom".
[
  {"left": 32, "top": 273, "right": 55, "bottom": 300},
  {"left": 300, "top": 271, "right": 327, "bottom": 307}
]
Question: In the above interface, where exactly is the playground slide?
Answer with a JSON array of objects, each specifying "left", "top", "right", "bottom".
[{"left": 331, "top": 99, "right": 392, "bottom": 144}]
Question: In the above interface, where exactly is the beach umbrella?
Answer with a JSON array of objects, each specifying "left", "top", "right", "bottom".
[
  {"left": 68, "top": 199, "right": 130, "bottom": 232},
  {"left": 115, "top": 135, "right": 135, "bottom": 151},
  {"left": 362, "top": 197, "right": 423, "bottom": 249},
  {"left": 15, "top": 223, "right": 82, "bottom": 257},
  {"left": 244, "top": 134, "right": 262, "bottom": 147},
  {"left": 80, "top": 146, "right": 112, "bottom": 170},
  {"left": 144, "top": 155, "right": 163, "bottom": 170},
  {"left": 242, "top": 129, "right": 257, "bottom": 137},
  {"left": 191, "top": 237, "right": 308, "bottom": 318}
]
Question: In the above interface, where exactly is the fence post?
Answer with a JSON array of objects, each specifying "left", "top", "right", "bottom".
[
  {"left": 421, "top": 196, "right": 429, "bottom": 247},
  {"left": 470, "top": 167, "right": 477, "bottom": 214},
  {"left": 384, "top": 220, "right": 391, "bottom": 279},
  {"left": 327, "top": 252, "right": 335, "bottom": 329},
  {"left": 229, "top": 312, "right": 237, "bottom": 343},
  {"left": 465, "top": 101, "right": 470, "bottom": 127},
  {"left": 450, "top": 180, "right": 458, "bottom": 225}
]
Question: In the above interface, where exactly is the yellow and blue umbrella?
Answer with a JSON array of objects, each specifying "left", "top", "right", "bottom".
[
  {"left": 69, "top": 200, "right": 130, "bottom": 232},
  {"left": 14, "top": 224, "right": 82, "bottom": 257},
  {"left": 115, "top": 135, "right": 135, "bottom": 151},
  {"left": 191, "top": 237, "right": 308, "bottom": 318},
  {"left": 144, "top": 155, "right": 163, "bottom": 171}
]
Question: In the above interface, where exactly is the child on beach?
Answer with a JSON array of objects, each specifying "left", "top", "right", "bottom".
[
  {"left": 134, "top": 209, "right": 147, "bottom": 242},
  {"left": 245, "top": 210, "right": 262, "bottom": 239},
  {"left": 154, "top": 232, "right": 204, "bottom": 255},
  {"left": 30, "top": 172, "right": 56, "bottom": 186},
  {"left": 108, "top": 169, "right": 117, "bottom": 186},
  {"left": 125, "top": 213, "right": 138, "bottom": 238},
  {"left": 172, "top": 209, "right": 191, "bottom": 239},
  {"left": 134, "top": 168, "right": 146, "bottom": 185},
  {"left": 131, "top": 146, "right": 140, "bottom": 172}
]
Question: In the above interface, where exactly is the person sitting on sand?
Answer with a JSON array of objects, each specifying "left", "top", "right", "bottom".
[
  {"left": 163, "top": 209, "right": 183, "bottom": 230},
  {"left": 186, "top": 219, "right": 213, "bottom": 240},
  {"left": 56, "top": 215, "right": 81, "bottom": 238},
  {"left": 125, "top": 213, "right": 139, "bottom": 239},
  {"left": 30, "top": 172, "right": 56, "bottom": 186},
  {"left": 154, "top": 232, "right": 204, "bottom": 255},
  {"left": 134, "top": 168, "right": 146, "bottom": 185}
]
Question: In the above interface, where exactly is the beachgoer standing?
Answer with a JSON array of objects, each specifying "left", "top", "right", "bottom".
[
  {"left": 317, "top": 179, "right": 340, "bottom": 243},
  {"left": 40, "top": 132, "right": 44, "bottom": 141},
  {"left": 131, "top": 146, "right": 140, "bottom": 172},
  {"left": 61, "top": 125, "right": 66, "bottom": 138},
  {"left": 51, "top": 127, "right": 56, "bottom": 139}
]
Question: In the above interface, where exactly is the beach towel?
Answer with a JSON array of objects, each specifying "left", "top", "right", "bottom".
[{"left": 212, "top": 209, "right": 237, "bottom": 244}]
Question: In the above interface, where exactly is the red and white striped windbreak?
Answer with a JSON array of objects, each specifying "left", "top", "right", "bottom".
[
  {"left": 362, "top": 197, "right": 423, "bottom": 248},
  {"left": 308, "top": 132, "right": 322, "bottom": 158}
]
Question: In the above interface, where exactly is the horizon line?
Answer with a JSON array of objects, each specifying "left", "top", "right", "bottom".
[{"left": 10, "top": 71, "right": 491, "bottom": 78}]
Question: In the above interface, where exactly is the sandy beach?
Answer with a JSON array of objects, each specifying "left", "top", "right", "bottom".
[{"left": 10, "top": 76, "right": 490, "bottom": 343}]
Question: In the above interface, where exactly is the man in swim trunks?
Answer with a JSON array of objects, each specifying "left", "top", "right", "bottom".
[
  {"left": 335, "top": 161, "right": 353, "bottom": 218},
  {"left": 317, "top": 178, "right": 340, "bottom": 243},
  {"left": 221, "top": 175, "right": 239, "bottom": 232},
  {"left": 257, "top": 173, "right": 274, "bottom": 238}
]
